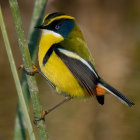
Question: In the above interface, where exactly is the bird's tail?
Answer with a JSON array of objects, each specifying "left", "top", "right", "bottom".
[{"left": 98, "top": 79, "right": 135, "bottom": 107}]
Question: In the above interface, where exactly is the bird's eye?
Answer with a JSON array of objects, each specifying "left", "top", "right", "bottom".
[{"left": 55, "top": 25, "right": 60, "bottom": 30}]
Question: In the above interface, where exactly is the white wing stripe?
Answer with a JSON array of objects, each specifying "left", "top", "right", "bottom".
[{"left": 58, "top": 48, "right": 98, "bottom": 78}]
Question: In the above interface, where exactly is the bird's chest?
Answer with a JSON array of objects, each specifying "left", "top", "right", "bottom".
[
  {"left": 38, "top": 34, "right": 63, "bottom": 78},
  {"left": 38, "top": 35, "right": 86, "bottom": 97},
  {"left": 39, "top": 49, "right": 85, "bottom": 96}
]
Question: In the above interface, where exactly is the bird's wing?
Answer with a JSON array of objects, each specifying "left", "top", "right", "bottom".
[{"left": 54, "top": 47, "right": 99, "bottom": 96}]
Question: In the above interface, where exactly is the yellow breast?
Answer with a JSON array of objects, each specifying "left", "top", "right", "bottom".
[{"left": 38, "top": 32, "right": 87, "bottom": 98}]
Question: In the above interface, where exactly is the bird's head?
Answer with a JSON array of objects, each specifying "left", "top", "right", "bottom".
[{"left": 35, "top": 12, "right": 75, "bottom": 38}]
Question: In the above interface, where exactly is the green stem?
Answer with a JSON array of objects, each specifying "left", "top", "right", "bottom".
[
  {"left": 8, "top": 0, "right": 48, "bottom": 139},
  {"left": 28, "top": 0, "right": 47, "bottom": 62},
  {"left": 0, "top": 6, "right": 36, "bottom": 140},
  {"left": 14, "top": 0, "right": 47, "bottom": 139}
]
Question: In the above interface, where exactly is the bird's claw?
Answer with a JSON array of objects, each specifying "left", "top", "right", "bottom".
[
  {"left": 18, "top": 64, "right": 38, "bottom": 76},
  {"left": 33, "top": 110, "right": 47, "bottom": 125}
]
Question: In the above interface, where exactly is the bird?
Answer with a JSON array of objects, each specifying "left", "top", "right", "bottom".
[{"left": 35, "top": 12, "right": 134, "bottom": 109}]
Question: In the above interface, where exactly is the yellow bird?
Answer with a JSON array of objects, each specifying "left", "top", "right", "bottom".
[{"left": 35, "top": 12, "right": 134, "bottom": 113}]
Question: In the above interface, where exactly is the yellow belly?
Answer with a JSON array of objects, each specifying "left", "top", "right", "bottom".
[
  {"left": 39, "top": 51, "right": 88, "bottom": 98},
  {"left": 38, "top": 33, "right": 88, "bottom": 98}
]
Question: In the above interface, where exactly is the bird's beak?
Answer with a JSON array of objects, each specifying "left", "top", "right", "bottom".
[{"left": 34, "top": 25, "right": 44, "bottom": 29}]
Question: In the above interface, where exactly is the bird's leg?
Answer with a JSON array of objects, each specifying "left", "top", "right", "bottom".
[
  {"left": 19, "top": 65, "right": 72, "bottom": 121},
  {"left": 19, "top": 64, "right": 55, "bottom": 88},
  {"left": 34, "top": 97, "right": 72, "bottom": 123},
  {"left": 44, "top": 96, "right": 72, "bottom": 115}
]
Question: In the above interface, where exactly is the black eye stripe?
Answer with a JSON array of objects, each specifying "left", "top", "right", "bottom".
[
  {"left": 43, "top": 18, "right": 74, "bottom": 37},
  {"left": 47, "top": 19, "right": 73, "bottom": 29}
]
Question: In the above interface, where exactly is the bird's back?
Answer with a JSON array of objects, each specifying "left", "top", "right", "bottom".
[{"left": 60, "top": 23, "right": 94, "bottom": 64}]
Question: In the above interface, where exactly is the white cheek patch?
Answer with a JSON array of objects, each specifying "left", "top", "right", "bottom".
[{"left": 42, "top": 29, "right": 62, "bottom": 38}]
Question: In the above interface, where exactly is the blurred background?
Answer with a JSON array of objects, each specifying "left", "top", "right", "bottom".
[{"left": 0, "top": 0, "right": 140, "bottom": 140}]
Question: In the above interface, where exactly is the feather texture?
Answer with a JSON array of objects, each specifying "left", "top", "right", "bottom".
[{"left": 54, "top": 47, "right": 99, "bottom": 96}]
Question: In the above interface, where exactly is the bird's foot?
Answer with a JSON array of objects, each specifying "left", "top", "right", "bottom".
[
  {"left": 18, "top": 64, "right": 38, "bottom": 76},
  {"left": 34, "top": 110, "right": 48, "bottom": 125}
]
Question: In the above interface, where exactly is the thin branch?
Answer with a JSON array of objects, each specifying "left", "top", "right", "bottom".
[
  {"left": 0, "top": 6, "right": 36, "bottom": 140},
  {"left": 14, "top": 0, "right": 47, "bottom": 139},
  {"left": 28, "top": 0, "right": 48, "bottom": 62},
  {"left": 8, "top": 0, "right": 49, "bottom": 139}
]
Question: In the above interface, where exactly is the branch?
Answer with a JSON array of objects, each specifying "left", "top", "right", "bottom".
[
  {"left": 14, "top": 0, "right": 47, "bottom": 139},
  {"left": 8, "top": 0, "right": 49, "bottom": 139},
  {"left": 0, "top": 6, "right": 36, "bottom": 140}
]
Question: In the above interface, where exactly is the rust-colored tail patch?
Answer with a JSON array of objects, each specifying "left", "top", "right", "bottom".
[{"left": 96, "top": 84, "right": 106, "bottom": 96}]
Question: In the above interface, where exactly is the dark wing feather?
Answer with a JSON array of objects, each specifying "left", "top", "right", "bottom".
[
  {"left": 96, "top": 95, "right": 104, "bottom": 105},
  {"left": 54, "top": 48, "right": 99, "bottom": 96}
]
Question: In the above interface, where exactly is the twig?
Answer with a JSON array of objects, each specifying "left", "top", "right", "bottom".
[
  {"left": 0, "top": 6, "right": 36, "bottom": 140},
  {"left": 8, "top": 0, "right": 48, "bottom": 139},
  {"left": 14, "top": 0, "right": 47, "bottom": 139}
]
